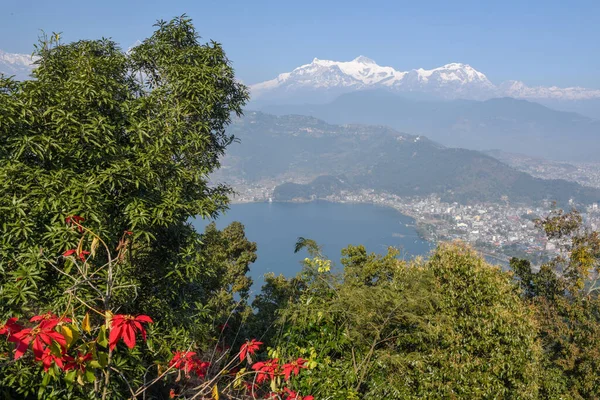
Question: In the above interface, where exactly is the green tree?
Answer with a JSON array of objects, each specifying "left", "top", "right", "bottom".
[
  {"left": 198, "top": 222, "right": 257, "bottom": 329},
  {"left": 512, "top": 209, "right": 600, "bottom": 398},
  {"left": 0, "top": 16, "right": 249, "bottom": 398},
  {"left": 260, "top": 243, "right": 541, "bottom": 399}
]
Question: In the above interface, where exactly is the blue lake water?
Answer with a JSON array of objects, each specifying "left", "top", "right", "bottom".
[{"left": 191, "top": 201, "right": 433, "bottom": 293}]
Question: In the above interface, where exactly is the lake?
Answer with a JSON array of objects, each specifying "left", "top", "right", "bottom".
[{"left": 191, "top": 201, "right": 433, "bottom": 293}]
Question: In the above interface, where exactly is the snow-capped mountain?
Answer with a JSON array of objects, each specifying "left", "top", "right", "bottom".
[
  {"left": 250, "top": 56, "right": 600, "bottom": 103},
  {"left": 252, "top": 56, "right": 404, "bottom": 92},
  {"left": 0, "top": 50, "right": 36, "bottom": 80},
  {"left": 499, "top": 80, "right": 600, "bottom": 101},
  {"left": 2, "top": 48, "right": 598, "bottom": 105}
]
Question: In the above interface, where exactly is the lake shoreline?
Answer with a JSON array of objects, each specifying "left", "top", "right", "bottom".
[
  {"left": 194, "top": 201, "right": 435, "bottom": 289},
  {"left": 228, "top": 198, "right": 512, "bottom": 267},
  {"left": 230, "top": 198, "right": 431, "bottom": 241}
]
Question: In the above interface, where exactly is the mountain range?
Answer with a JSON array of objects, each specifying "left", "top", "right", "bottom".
[
  {"left": 3, "top": 48, "right": 599, "bottom": 118},
  {"left": 263, "top": 91, "right": 600, "bottom": 162},
  {"left": 218, "top": 112, "right": 600, "bottom": 206},
  {"left": 250, "top": 56, "right": 600, "bottom": 117},
  {"left": 3, "top": 50, "right": 599, "bottom": 105},
  {"left": 3, "top": 48, "right": 598, "bottom": 161}
]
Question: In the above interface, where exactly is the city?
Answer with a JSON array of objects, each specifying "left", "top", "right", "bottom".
[{"left": 229, "top": 179, "right": 600, "bottom": 266}]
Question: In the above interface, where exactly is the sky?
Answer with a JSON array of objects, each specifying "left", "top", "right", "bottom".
[{"left": 1, "top": 0, "right": 598, "bottom": 88}]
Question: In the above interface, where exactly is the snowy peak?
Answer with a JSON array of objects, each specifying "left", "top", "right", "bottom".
[
  {"left": 250, "top": 56, "right": 600, "bottom": 102},
  {"left": 410, "top": 63, "right": 493, "bottom": 86},
  {"left": 250, "top": 56, "right": 496, "bottom": 100},
  {"left": 353, "top": 55, "right": 377, "bottom": 64},
  {"left": 0, "top": 50, "right": 36, "bottom": 80},
  {"left": 249, "top": 56, "right": 405, "bottom": 98},
  {"left": 500, "top": 79, "right": 600, "bottom": 100},
  {"left": 1, "top": 49, "right": 598, "bottom": 103},
  {"left": 305, "top": 56, "right": 401, "bottom": 85},
  {"left": 438, "top": 63, "right": 489, "bottom": 81}
]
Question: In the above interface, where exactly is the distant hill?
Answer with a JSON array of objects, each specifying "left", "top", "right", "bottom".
[
  {"left": 484, "top": 149, "right": 600, "bottom": 189},
  {"left": 536, "top": 98, "right": 600, "bottom": 120},
  {"left": 261, "top": 91, "right": 600, "bottom": 162},
  {"left": 220, "top": 112, "right": 600, "bottom": 206}
]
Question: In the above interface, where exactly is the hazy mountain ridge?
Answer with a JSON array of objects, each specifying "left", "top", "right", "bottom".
[
  {"left": 485, "top": 149, "right": 600, "bottom": 189},
  {"left": 262, "top": 91, "right": 600, "bottom": 161},
  {"left": 220, "top": 112, "right": 600, "bottom": 206},
  {"left": 250, "top": 56, "right": 600, "bottom": 103}
]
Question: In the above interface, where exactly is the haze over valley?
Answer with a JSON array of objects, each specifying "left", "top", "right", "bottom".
[
  {"left": 262, "top": 91, "right": 600, "bottom": 161},
  {"left": 213, "top": 111, "right": 600, "bottom": 263}
]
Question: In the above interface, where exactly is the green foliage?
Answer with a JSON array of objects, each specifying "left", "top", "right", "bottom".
[
  {"left": 260, "top": 242, "right": 541, "bottom": 399},
  {"left": 0, "top": 16, "right": 251, "bottom": 398},
  {"left": 512, "top": 209, "right": 600, "bottom": 399},
  {"left": 197, "top": 221, "right": 256, "bottom": 326},
  {"left": 293, "top": 237, "right": 321, "bottom": 256},
  {"left": 415, "top": 244, "right": 540, "bottom": 399}
]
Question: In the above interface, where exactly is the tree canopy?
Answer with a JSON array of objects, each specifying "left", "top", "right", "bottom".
[
  {"left": 255, "top": 243, "right": 542, "bottom": 399},
  {"left": 0, "top": 16, "right": 253, "bottom": 398}
]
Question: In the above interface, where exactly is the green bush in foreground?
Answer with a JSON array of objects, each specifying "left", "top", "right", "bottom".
[{"left": 256, "top": 243, "right": 542, "bottom": 399}]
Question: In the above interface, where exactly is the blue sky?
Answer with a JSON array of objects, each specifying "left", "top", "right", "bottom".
[{"left": 1, "top": 0, "right": 598, "bottom": 88}]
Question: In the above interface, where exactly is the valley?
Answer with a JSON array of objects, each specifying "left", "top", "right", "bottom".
[{"left": 215, "top": 111, "right": 600, "bottom": 265}]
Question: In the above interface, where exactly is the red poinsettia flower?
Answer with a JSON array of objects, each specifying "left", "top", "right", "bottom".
[
  {"left": 239, "top": 338, "right": 263, "bottom": 362},
  {"left": 62, "top": 249, "right": 90, "bottom": 261},
  {"left": 63, "top": 352, "right": 93, "bottom": 373},
  {"left": 9, "top": 318, "right": 67, "bottom": 360},
  {"left": 169, "top": 351, "right": 198, "bottom": 374},
  {"left": 30, "top": 312, "right": 71, "bottom": 324},
  {"left": 0, "top": 317, "right": 23, "bottom": 338},
  {"left": 169, "top": 351, "right": 210, "bottom": 377},
  {"left": 36, "top": 347, "right": 66, "bottom": 372},
  {"left": 282, "top": 358, "right": 307, "bottom": 380},
  {"left": 109, "top": 314, "right": 153, "bottom": 350},
  {"left": 194, "top": 360, "right": 210, "bottom": 378},
  {"left": 251, "top": 358, "right": 279, "bottom": 383},
  {"left": 30, "top": 313, "right": 57, "bottom": 323}
]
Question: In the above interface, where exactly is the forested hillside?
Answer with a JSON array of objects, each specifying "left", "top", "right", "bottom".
[
  {"left": 222, "top": 112, "right": 600, "bottom": 205},
  {"left": 262, "top": 91, "right": 600, "bottom": 161}
]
